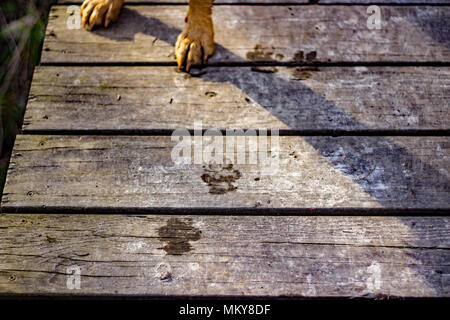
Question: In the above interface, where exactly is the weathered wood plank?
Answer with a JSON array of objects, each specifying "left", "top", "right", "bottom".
[
  {"left": 57, "top": 0, "right": 450, "bottom": 3},
  {"left": 42, "top": 5, "right": 450, "bottom": 63},
  {"left": 0, "top": 214, "right": 448, "bottom": 296},
  {"left": 2, "top": 135, "right": 449, "bottom": 211},
  {"left": 57, "top": 0, "right": 310, "bottom": 3},
  {"left": 321, "top": 1, "right": 450, "bottom": 3},
  {"left": 23, "top": 66, "right": 450, "bottom": 132},
  {"left": 59, "top": 1, "right": 450, "bottom": 3}
]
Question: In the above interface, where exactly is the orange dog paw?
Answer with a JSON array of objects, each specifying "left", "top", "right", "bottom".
[
  {"left": 176, "top": 14, "right": 215, "bottom": 72},
  {"left": 80, "top": 0, "right": 124, "bottom": 30}
]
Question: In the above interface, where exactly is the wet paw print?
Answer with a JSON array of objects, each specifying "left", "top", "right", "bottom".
[
  {"left": 246, "top": 44, "right": 282, "bottom": 62},
  {"left": 158, "top": 218, "right": 201, "bottom": 255},
  {"left": 201, "top": 163, "right": 242, "bottom": 194}
]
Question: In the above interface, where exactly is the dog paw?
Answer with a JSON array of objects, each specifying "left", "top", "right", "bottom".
[
  {"left": 80, "top": 0, "right": 124, "bottom": 30},
  {"left": 175, "top": 18, "right": 215, "bottom": 72}
]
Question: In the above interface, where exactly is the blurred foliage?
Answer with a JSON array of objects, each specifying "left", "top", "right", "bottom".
[{"left": 0, "top": 0, "right": 54, "bottom": 195}]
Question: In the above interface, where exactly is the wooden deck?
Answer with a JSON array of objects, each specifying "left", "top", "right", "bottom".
[{"left": 0, "top": 1, "right": 449, "bottom": 297}]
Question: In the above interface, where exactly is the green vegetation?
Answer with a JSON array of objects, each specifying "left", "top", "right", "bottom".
[{"left": 0, "top": 0, "right": 53, "bottom": 194}]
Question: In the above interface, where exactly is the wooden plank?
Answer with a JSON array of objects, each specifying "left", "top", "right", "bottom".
[
  {"left": 58, "top": 0, "right": 310, "bottom": 3},
  {"left": 0, "top": 214, "right": 448, "bottom": 296},
  {"left": 57, "top": 0, "right": 450, "bottom": 3},
  {"left": 2, "top": 135, "right": 449, "bottom": 211},
  {"left": 321, "top": 1, "right": 450, "bottom": 3},
  {"left": 56, "top": 1, "right": 450, "bottom": 5},
  {"left": 42, "top": 5, "right": 450, "bottom": 63},
  {"left": 23, "top": 66, "right": 450, "bottom": 132}
]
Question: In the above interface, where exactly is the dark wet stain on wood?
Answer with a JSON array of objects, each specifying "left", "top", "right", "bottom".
[
  {"left": 157, "top": 218, "right": 202, "bottom": 255},
  {"left": 45, "top": 234, "right": 57, "bottom": 243},
  {"left": 246, "top": 44, "right": 276, "bottom": 61},
  {"left": 201, "top": 163, "right": 242, "bottom": 194},
  {"left": 292, "top": 50, "right": 304, "bottom": 62},
  {"left": 251, "top": 66, "right": 278, "bottom": 74},
  {"left": 291, "top": 66, "right": 320, "bottom": 80},
  {"left": 291, "top": 50, "right": 317, "bottom": 62},
  {"left": 306, "top": 51, "right": 317, "bottom": 61}
]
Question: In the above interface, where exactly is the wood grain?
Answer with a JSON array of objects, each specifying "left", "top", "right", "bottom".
[
  {"left": 57, "top": 0, "right": 450, "bottom": 3},
  {"left": 58, "top": 0, "right": 310, "bottom": 3},
  {"left": 320, "top": 1, "right": 450, "bottom": 3},
  {"left": 0, "top": 214, "right": 448, "bottom": 296},
  {"left": 42, "top": 5, "right": 450, "bottom": 63},
  {"left": 2, "top": 1, "right": 449, "bottom": 299},
  {"left": 23, "top": 66, "right": 450, "bottom": 132},
  {"left": 2, "top": 135, "right": 449, "bottom": 211}
]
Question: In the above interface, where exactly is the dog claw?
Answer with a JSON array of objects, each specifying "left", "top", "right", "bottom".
[
  {"left": 80, "top": 0, "right": 123, "bottom": 30},
  {"left": 175, "top": 22, "right": 215, "bottom": 72}
]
